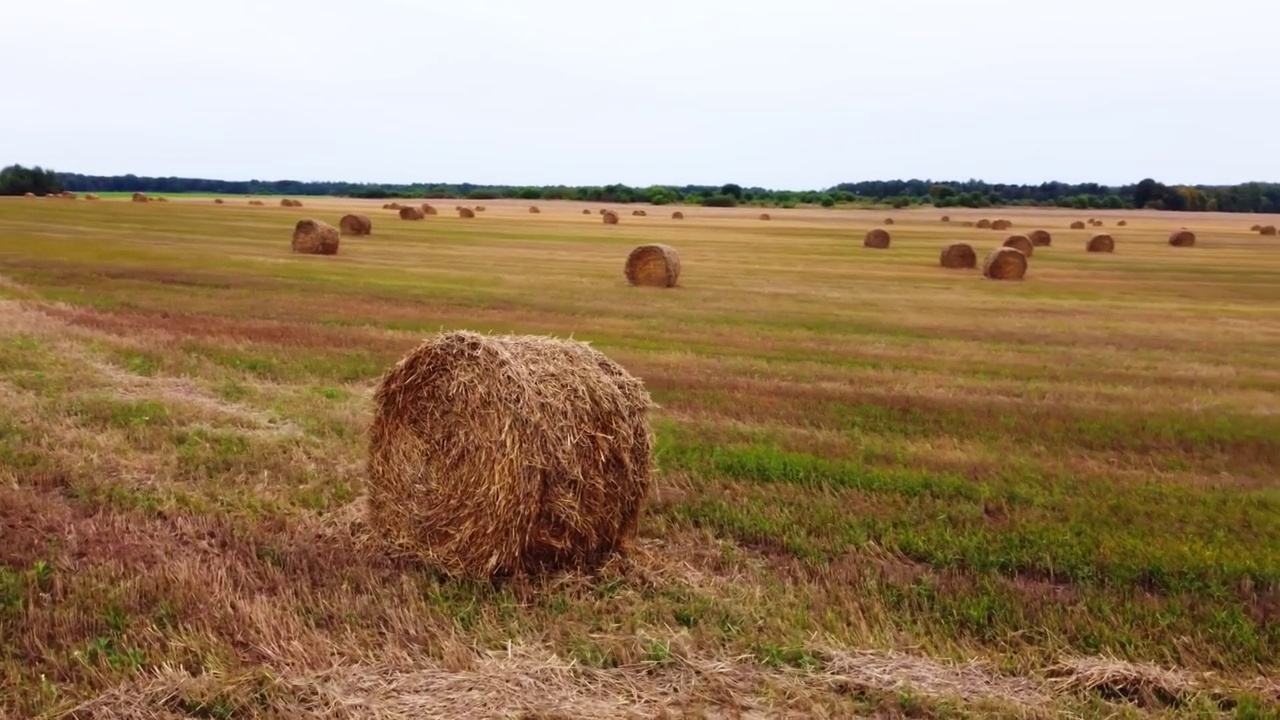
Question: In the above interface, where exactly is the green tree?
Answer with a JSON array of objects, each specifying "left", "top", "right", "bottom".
[
  {"left": 820, "top": 195, "right": 836, "bottom": 208},
  {"left": 702, "top": 194, "right": 737, "bottom": 208},
  {"left": 1133, "top": 178, "right": 1161, "bottom": 209},
  {"left": 720, "top": 183, "right": 743, "bottom": 200},
  {"left": 0, "top": 164, "right": 62, "bottom": 196}
]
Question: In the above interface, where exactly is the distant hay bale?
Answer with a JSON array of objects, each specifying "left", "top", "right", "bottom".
[
  {"left": 1168, "top": 230, "right": 1196, "bottom": 247},
  {"left": 23, "top": 192, "right": 35, "bottom": 198},
  {"left": 366, "top": 331, "right": 654, "bottom": 578},
  {"left": 399, "top": 206, "right": 425, "bottom": 220},
  {"left": 1117, "top": 220, "right": 1128, "bottom": 227},
  {"left": 1250, "top": 224, "right": 1262, "bottom": 232},
  {"left": 962, "top": 221, "right": 974, "bottom": 227},
  {"left": 60, "top": 192, "right": 78, "bottom": 199},
  {"left": 759, "top": 213, "right": 771, "bottom": 221},
  {"left": 863, "top": 228, "right": 891, "bottom": 249},
  {"left": 84, "top": 193, "right": 100, "bottom": 200},
  {"left": 213, "top": 198, "right": 225, "bottom": 204},
  {"left": 583, "top": 209, "right": 592, "bottom": 215},
  {"left": 983, "top": 247, "right": 1028, "bottom": 280},
  {"left": 1087, "top": 234, "right": 1115, "bottom": 253},
  {"left": 383, "top": 202, "right": 403, "bottom": 210},
  {"left": 421, "top": 204, "right": 438, "bottom": 216},
  {"left": 976, "top": 219, "right": 992, "bottom": 229},
  {"left": 1070, "top": 221, "right": 1087, "bottom": 230},
  {"left": 671, "top": 211, "right": 684, "bottom": 220},
  {"left": 529, "top": 206, "right": 541, "bottom": 214},
  {"left": 625, "top": 244, "right": 681, "bottom": 288},
  {"left": 475, "top": 206, "right": 486, "bottom": 212},
  {"left": 883, "top": 218, "right": 895, "bottom": 225},
  {"left": 459, "top": 207, "right": 476, "bottom": 219},
  {"left": 631, "top": 209, "right": 648, "bottom": 217},
  {"left": 1260, "top": 225, "right": 1277, "bottom": 236},
  {"left": 940, "top": 216, "right": 951, "bottom": 222},
  {"left": 939, "top": 243, "right": 977, "bottom": 269},
  {"left": 155, "top": 197, "right": 168, "bottom": 203},
  {"left": 602, "top": 210, "right": 619, "bottom": 225},
  {"left": 340, "top": 214, "right": 373, "bottom": 236},
  {"left": 131, "top": 192, "right": 148, "bottom": 203},
  {"left": 249, "top": 200, "right": 265, "bottom": 206},
  {"left": 281, "top": 199, "right": 303, "bottom": 208},
  {"left": 1028, "top": 229, "right": 1052, "bottom": 247},
  {"left": 1003, "top": 234, "right": 1034, "bottom": 256},
  {"left": 1093, "top": 220, "right": 1105, "bottom": 227},
  {"left": 599, "top": 209, "right": 607, "bottom": 215},
  {"left": 991, "top": 219, "right": 1012, "bottom": 231},
  {"left": 291, "top": 219, "right": 340, "bottom": 255}
]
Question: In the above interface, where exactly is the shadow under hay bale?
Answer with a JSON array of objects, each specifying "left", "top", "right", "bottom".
[
  {"left": 340, "top": 214, "right": 373, "bottom": 236},
  {"left": 940, "top": 243, "right": 977, "bottom": 269},
  {"left": 366, "top": 331, "right": 654, "bottom": 579},
  {"left": 1028, "top": 229, "right": 1052, "bottom": 247},
  {"left": 1003, "top": 235, "right": 1034, "bottom": 257},
  {"left": 983, "top": 247, "right": 1027, "bottom": 280},
  {"left": 625, "top": 244, "right": 681, "bottom": 288},
  {"left": 1168, "top": 230, "right": 1196, "bottom": 247},
  {"left": 602, "top": 210, "right": 619, "bottom": 225},
  {"left": 864, "top": 229, "right": 891, "bottom": 249},
  {"left": 292, "top": 220, "right": 340, "bottom": 255},
  {"left": 1087, "top": 234, "right": 1115, "bottom": 253}
]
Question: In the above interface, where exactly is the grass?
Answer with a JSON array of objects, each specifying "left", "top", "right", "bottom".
[{"left": 0, "top": 196, "right": 1277, "bottom": 717}]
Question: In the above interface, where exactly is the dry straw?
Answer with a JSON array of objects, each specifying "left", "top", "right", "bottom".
[
  {"left": 1250, "top": 224, "right": 1262, "bottom": 232},
  {"left": 625, "top": 244, "right": 681, "bottom": 288},
  {"left": 983, "top": 247, "right": 1027, "bottom": 280},
  {"left": 1168, "top": 230, "right": 1196, "bottom": 247},
  {"left": 291, "top": 219, "right": 340, "bottom": 255},
  {"left": 1003, "top": 235, "right": 1034, "bottom": 257},
  {"left": 1028, "top": 229, "right": 1052, "bottom": 247},
  {"left": 340, "top": 214, "right": 373, "bottom": 236},
  {"left": 939, "top": 243, "right": 977, "bottom": 269},
  {"left": 366, "top": 331, "right": 654, "bottom": 578},
  {"left": 864, "top": 228, "right": 891, "bottom": 249},
  {"left": 1087, "top": 234, "right": 1115, "bottom": 253}
]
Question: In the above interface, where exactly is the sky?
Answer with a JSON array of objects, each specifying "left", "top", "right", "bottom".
[{"left": 5, "top": 0, "right": 1278, "bottom": 189}]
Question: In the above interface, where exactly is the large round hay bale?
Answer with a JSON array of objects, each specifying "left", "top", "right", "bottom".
[
  {"left": 421, "top": 204, "right": 437, "bottom": 216},
  {"left": 1087, "top": 234, "right": 1115, "bottom": 253},
  {"left": 602, "top": 210, "right": 619, "bottom": 225},
  {"left": 399, "top": 206, "right": 425, "bottom": 220},
  {"left": 291, "top": 219, "right": 340, "bottom": 255},
  {"left": 131, "top": 192, "right": 148, "bottom": 203},
  {"left": 759, "top": 213, "right": 771, "bottom": 221},
  {"left": 864, "top": 228, "right": 891, "bottom": 249},
  {"left": 983, "top": 247, "right": 1028, "bottom": 280},
  {"left": 459, "top": 207, "right": 476, "bottom": 219},
  {"left": 625, "top": 244, "right": 681, "bottom": 288},
  {"left": 529, "top": 206, "right": 541, "bottom": 214},
  {"left": 992, "top": 219, "right": 1012, "bottom": 231},
  {"left": 1168, "top": 230, "right": 1196, "bottom": 247},
  {"left": 940, "top": 216, "right": 951, "bottom": 222},
  {"left": 1028, "top": 229, "right": 1052, "bottom": 247},
  {"left": 671, "top": 211, "right": 684, "bottom": 220},
  {"left": 366, "top": 331, "right": 653, "bottom": 578},
  {"left": 1003, "top": 235, "right": 1034, "bottom": 256},
  {"left": 340, "top": 214, "right": 373, "bottom": 236},
  {"left": 939, "top": 243, "right": 977, "bottom": 269},
  {"left": 1260, "top": 225, "right": 1277, "bottom": 236},
  {"left": 976, "top": 219, "right": 992, "bottom": 229},
  {"left": 1070, "top": 221, "right": 1086, "bottom": 229},
  {"left": 883, "top": 218, "right": 895, "bottom": 225}
]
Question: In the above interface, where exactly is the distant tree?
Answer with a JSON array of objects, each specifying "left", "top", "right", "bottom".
[
  {"left": 0, "top": 164, "right": 62, "bottom": 195},
  {"left": 720, "top": 183, "right": 743, "bottom": 199},
  {"left": 820, "top": 195, "right": 835, "bottom": 208},
  {"left": 928, "top": 184, "right": 956, "bottom": 200},
  {"left": 1103, "top": 195, "right": 1124, "bottom": 209},
  {"left": 1133, "top": 178, "right": 1161, "bottom": 209},
  {"left": 702, "top": 194, "right": 738, "bottom": 208},
  {"left": 646, "top": 187, "right": 676, "bottom": 205}
]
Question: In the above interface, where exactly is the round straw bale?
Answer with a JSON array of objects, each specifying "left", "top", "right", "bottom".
[
  {"left": 1087, "top": 234, "right": 1115, "bottom": 253},
  {"left": 249, "top": 200, "right": 265, "bottom": 206},
  {"left": 759, "top": 213, "right": 771, "bottom": 221},
  {"left": 864, "top": 228, "right": 891, "bottom": 249},
  {"left": 1168, "top": 230, "right": 1196, "bottom": 247},
  {"left": 671, "top": 211, "right": 684, "bottom": 220},
  {"left": 1117, "top": 220, "right": 1128, "bottom": 227},
  {"left": 939, "top": 243, "right": 977, "bottom": 269},
  {"left": 582, "top": 209, "right": 592, "bottom": 215},
  {"left": 291, "top": 219, "right": 340, "bottom": 255},
  {"left": 599, "top": 209, "right": 607, "bottom": 215},
  {"left": 366, "top": 331, "right": 654, "bottom": 578},
  {"left": 976, "top": 219, "right": 992, "bottom": 229},
  {"left": 632, "top": 210, "right": 644, "bottom": 216},
  {"left": 1070, "top": 221, "right": 1086, "bottom": 230},
  {"left": 60, "top": 192, "right": 78, "bottom": 199},
  {"left": 475, "top": 206, "right": 486, "bottom": 212},
  {"left": 459, "top": 207, "right": 476, "bottom": 219},
  {"left": 1028, "top": 229, "right": 1052, "bottom": 247},
  {"left": 983, "top": 247, "right": 1028, "bottom": 280},
  {"left": 602, "top": 210, "right": 619, "bottom": 225},
  {"left": 84, "top": 193, "right": 99, "bottom": 200},
  {"left": 340, "top": 214, "right": 373, "bottom": 236},
  {"left": 529, "top": 206, "right": 541, "bottom": 214},
  {"left": 1260, "top": 225, "right": 1277, "bottom": 236},
  {"left": 281, "top": 199, "right": 302, "bottom": 208},
  {"left": 399, "top": 206, "right": 425, "bottom": 221},
  {"left": 1250, "top": 224, "right": 1262, "bottom": 232},
  {"left": 992, "top": 219, "right": 1012, "bottom": 231},
  {"left": 1003, "top": 235, "right": 1034, "bottom": 256},
  {"left": 625, "top": 244, "right": 681, "bottom": 288},
  {"left": 156, "top": 197, "right": 168, "bottom": 203},
  {"left": 883, "top": 218, "right": 895, "bottom": 225},
  {"left": 23, "top": 192, "right": 35, "bottom": 198},
  {"left": 213, "top": 198, "right": 225, "bottom": 204},
  {"left": 421, "top": 204, "right": 437, "bottom": 216},
  {"left": 131, "top": 192, "right": 148, "bottom": 203},
  {"left": 962, "top": 221, "right": 974, "bottom": 227},
  {"left": 383, "top": 202, "right": 403, "bottom": 210},
  {"left": 940, "top": 216, "right": 951, "bottom": 222}
]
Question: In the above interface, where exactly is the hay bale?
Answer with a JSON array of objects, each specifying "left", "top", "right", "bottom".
[
  {"left": 156, "top": 197, "right": 168, "bottom": 203},
  {"left": 291, "top": 219, "right": 340, "bottom": 255},
  {"left": 340, "top": 214, "right": 373, "bottom": 236},
  {"left": 632, "top": 210, "right": 644, "bottom": 216},
  {"left": 281, "top": 199, "right": 303, "bottom": 208},
  {"left": 1087, "top": 234, "right": 1115, "bottom": 253},
  {"left": 599, "top": 209, "right": 607, "bottom": 215},
  {"left": 249, "top": 200, "right": 265, "bottom": 206},
  {"left": 476, "top": 206, "right": 486, "bottom": 212},
  {"left": 582, "top": 209, "right": 592, "bottom": 215},
  {"left": 422, "top": 204, "right": 438, "bottom": 216},
  {"left": 529, "top": 206, "right": 541, "bottom": 214},
  {"left": 976, "top": 219, "right": 992, "bottom": 229},
  {"left": 1117, "top": 220, "right": 1128, "bottom": 227},
  {"left": 399, "top": 206, "right": 425, "bottom": 220},
  {"left": 366, "top": 331, "right": 653, "bottom": 578},
  {"left": 1028, "top": 229, "right": 1052, "bottom": 247},
  {"left": 992, "top": 219, "right": 1012, "bottom": 231},
  {"left": 864, "top": 228, "right": 891, "bottom": 249},
  {"left": 84, "top": 193, "right": 100, "bottom": 200},
  {"left": 962, "top": 221, "right": 974, "bottom": 228},
  {"left": 1250, "top": 224, "right": 1262, "bottom": 232},
  {"left": 131, "top": 192, "right": 148, "bottom": 203},
  {"left": 1003, "top": 235, "right": 1034, "bottom": 257},
  {"left": 671, "top": 211, "right": 684, "bottom": 220},
  {"left": 883, "top": 218, "right": 895, "bottom": 225},
  {"left": 939, "top": 243, "right": 977, "bottom": 269},
  {"left": 1070, "top": 221, "right": 1086, "bottom": 230},
  {"left": 1093, "top": 220, "right": 1105, "bottom": 227},
  {"left": 214, "top": 198, "right": 225, "bottom": 204},
  {"left": 625, "top": 244, "right": 681, "bottom": 288},
  {"left": 602, "top": 210, "right": 619, "bottom": 225},
  {"left": 759, "top": 213, "right": 771, "bottom": 221},
  {"left": 1168, "top": 230, "right": 1196, "bottom": 247},
  {"left": 1260, "top": 225, "right": 1277, "bottom": 236},
  {"left": 23, "top": 192, "right": 35, "bottom": 198},
  {"left": 459, "top": 207, "right": 476, "bottom": 219},
  {"left": 940, "top": 216, "right": 951, "bottom": 222},
  {"left": 983, "top": 247, "right": 1028, "bottom": 280}
]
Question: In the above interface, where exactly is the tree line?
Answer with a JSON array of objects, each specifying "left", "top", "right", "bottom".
[{"left": 2, "top": 164, "right": 1277, "bottom": 214}]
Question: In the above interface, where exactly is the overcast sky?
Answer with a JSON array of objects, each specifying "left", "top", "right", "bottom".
[{"left": 5, "top": 0, "right": 1276, "bottom": 189}]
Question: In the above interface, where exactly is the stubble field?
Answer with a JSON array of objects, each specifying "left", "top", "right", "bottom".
[{"left": 0, "top": 196, "right": 1277, "bottom": 718}]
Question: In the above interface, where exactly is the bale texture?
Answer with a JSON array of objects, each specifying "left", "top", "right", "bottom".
[
  {"left": 939, "top": 243, "right": 977, "bottom": 269},
  {"left": 340, "top": 214, "right": 373, "bottom": 236},
  {"left": 291, "top": 220, "right": 340, "bottom": 255},
  {"left": 131, "top": 192, "right": 148, "bottom": 203},
  {"left": 976, "top": 219, "right": 992, "bottom": 229},
  {"left": 1003, "top": 235, "right": 1034, "bottom": 256},
  {"left": 1070, "top": 221, "right": 1086, "bottom": 230},
  {"left": 1168, "top": 230, "right": 1196, "bottom": 247},
  {"left": 1260, "top": 225, "right": 1277, "bottom": 236},
  {"left": 459, "top": 207, "right": 476, "bottom": 219},
  {"left": 213, "top": 198, "right": 225, "bottom": 204},
  {"left": 281, "top": 199, "right": 303, "bottom": 208},
  {"left": 759, "top": 213, "right": 771, "bottom": 221},
  {"left": 399, "top": 206, "right": 425, "bottom": 220},
  {"left": 1250, "top": 224, "right": 1262, "bottom": 232},
  {"left": 529, "top": 206, "right": 541, "bottom": 214},
  {"left": 366, "top": 331, "right": 654, "bottom": 578},
  {"left": 602, "top": 210, "right": 619, "bottom": 225},
  {"left": 983, "top": 247, "right": 1028, "bottom": 280},
  {"left": 1117, "top": 220, "right": 1128, "bottom": 227},
  {"left": 864, "top": 228, "right": 891, "bottom": 249},
  {"left": 992, "top": 219, "right": 1012, "bottom": 231},
  {"left": 883, "top": 218, "right": 895, "bottom": 225},
  {"left": 1028, "top": 229, "right": 1052, "bottom": 247},
  {"left": 625, "top": 244, "right": 681, "bottom": 288},
  {"left": 671, "top": 211, "right": 684, "bottom": 220},
  {"left": 583, "top": 209, "right": 592, "bottom": 215},
  {"left": 1087, "top": 234, "right": 1115, "bottom": 253},
  {"left": 940, "top": 216, "right": 951, "bottom": 222}
]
